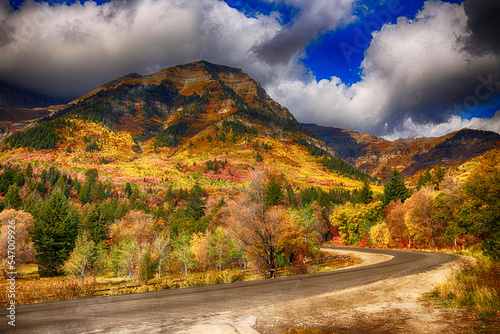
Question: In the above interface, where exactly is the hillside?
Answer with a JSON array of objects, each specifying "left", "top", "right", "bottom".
[
  {"left": 0, "top": 81, "right": 69, "bottom": 140},
  {"left": 0, "top": 61, "right": 371, "bottom": 190},
  {"left": 304, "top": 124, "right": 500, "bottom": 181}
]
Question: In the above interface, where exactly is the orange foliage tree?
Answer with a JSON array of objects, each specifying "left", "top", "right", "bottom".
[
  {"left": 383, "top": 200, "right": 408, "bottom": 247},
  {"left": 226, "top": 171, "right": 289, "bottom": 278}
]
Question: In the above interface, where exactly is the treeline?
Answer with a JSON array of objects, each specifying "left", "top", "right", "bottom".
[
  {"left": 2, "top": 150, "right": 497, "bottom": 285},
  {"left": 0, "top": 163, "right": 370, "bottom": 281},
  {"left": 292, "top": 138, "right": 374, "bottom": 182},
  {"left": 330, "top": 152, "right": 500, "bottom": 260},
  {"left": 4, "top": 119, "right": 73, "bottom": 150}
]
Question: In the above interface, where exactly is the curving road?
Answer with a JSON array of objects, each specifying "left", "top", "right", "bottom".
[{"left": 1, "top": 247, "right": 456, "bottom": 334}]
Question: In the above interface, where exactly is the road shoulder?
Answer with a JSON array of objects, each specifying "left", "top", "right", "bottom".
[{"left": 251, "top": 253, "right": 478, "bottom": 333}]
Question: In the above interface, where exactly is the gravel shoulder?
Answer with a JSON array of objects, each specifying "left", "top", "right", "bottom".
[
  {"left": 177, "top": 249, "right": 478, "bottom": 334},
  {"left": 251, "top": 249, "right": 479, "bottom": 334}
]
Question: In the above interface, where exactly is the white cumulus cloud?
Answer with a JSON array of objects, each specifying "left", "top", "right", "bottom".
[{"left": 266, "top": 0, "right": 500, "bottom": 138}]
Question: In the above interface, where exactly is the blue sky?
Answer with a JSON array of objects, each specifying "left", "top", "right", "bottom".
[{"left": 2, "top": 0, "right": 500, "bottom": 138}]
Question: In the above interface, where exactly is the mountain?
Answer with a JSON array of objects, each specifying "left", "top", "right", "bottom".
[
  {"left": 0, "top": 81, "right": 69, "bottom": 140},
  {"left": 0, "top": 81, "right": 68, "bottom": 110},
  {"left": 56, "top": 60, "right": 303, "bottom": 140},
  {"left": 0, "top": 61, "right": 371, "bottom": 190},
  {"left": 304, "top": 123, "right": 500, "bottom": 181}
]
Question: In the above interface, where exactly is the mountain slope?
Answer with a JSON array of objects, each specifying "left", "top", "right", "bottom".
[
  {"left": 0, "top": 61, "right": 371, "bottom": 190},
  {"left": 403, "top": 128, "right": 500, "bottom": 175},
  {"left": 0, "top": 81, "right": 69, "bottom": 140},
  {"left": 304, "top": 123, "right": 500, "bottom": 181},
  {"left": 0, "top": 81, "right": 67, "bottom": 110}
]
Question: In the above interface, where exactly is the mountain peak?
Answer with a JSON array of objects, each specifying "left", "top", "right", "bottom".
[{"left": 180, "top": 60, "right": 244, "bottom": 75}]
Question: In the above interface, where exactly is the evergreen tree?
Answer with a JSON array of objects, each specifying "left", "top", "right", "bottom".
[
  {"left": 36, "top": 180, "right": 48, "bottom": 197},
  {"left": 165, "top": 186, "right": 174, "bottom": 202},
  {"left": 432, "top": 165, "right": 445, "bottom": 191},
  {"left": 55, "top": 175, "right": 71, "bottom": 198},
  {"left": 318, "top": 189, "right": 332, "bottom": 208},
  {"left": 185, "top": 185, "right": 207, "bottom": 220},
  {"left": 264, "top": 176, "right": 284, "bottom": 207},
  {"left": 4, "top": 184, "right": 22, "bottom": 209},
  {"left": 31, "top": 191, "right": 80, "bottom": 276},
  {"left": 98, "top": 200, "right": 117, "bottom": 226},
  {"left": 382, "top": 169, "right": 411, "bottom": 206},
  {"left": 13, "top": 171, "right": 25, "bottom": 188},
  {"left": 91, "top": 182, "right": 105, "bottom": 202},
  {"left": 357, "top": 179, "right": 374, "bottom": 204},
  {"left": 0, "top": 165, "right": 15, "bottom": 193},
  {"left": 124, "top": 182, "right": 133, "bottom": 198},
  {"left": 25, "top": 163, "right": 34, "bottom": 178},
  {"left": 416, "top": 170, "right": 432, "bottom": 190},
  {"left": 78, "top": 181, "right": 92, "bottom": 204},
  {"left": 48, "top": 166, "right": 60, "bottom": 187},
  {"left": 85, "top": 168, "right": 99, "bottom": 184},
  {"left": 81, "top": 205, "right": 109, "bottom": 245},
  {"left": 300, "top": 187, "right": 318, "bottom": 206}
]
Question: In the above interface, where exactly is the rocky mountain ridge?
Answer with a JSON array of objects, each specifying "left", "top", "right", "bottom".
[
  {"left": 1, "top": 61, "right": 499, "bottom": 185},
  {"left": 304, "top": 123, "right": 500, "bottom": 180},
  {"left": 0, "top": 61, "right": 369, "bottom": 190}
]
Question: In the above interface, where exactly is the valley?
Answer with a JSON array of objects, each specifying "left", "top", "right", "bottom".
[{"left": 0, "top": 60, "right": 499, "bottom": 333}]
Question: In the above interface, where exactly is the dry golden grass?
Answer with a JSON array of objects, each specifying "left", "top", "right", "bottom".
[
  {"left": 426, "top": 258, "right": 500, "bottom": 316},
  {"left": 0, "top": 255, "right": 358, "bottom": 306}
]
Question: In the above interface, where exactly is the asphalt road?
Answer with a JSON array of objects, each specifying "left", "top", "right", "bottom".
[{"left": 1, "top": 247, "right": 456, "bottom": 334}]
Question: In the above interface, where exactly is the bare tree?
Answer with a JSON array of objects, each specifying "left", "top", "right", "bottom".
[{"left": 228, "top": 171, "right": 288, "bottom": 278}]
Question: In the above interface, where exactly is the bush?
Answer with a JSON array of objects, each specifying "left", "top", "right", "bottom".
[{"left": 428, "top": 259, "right": 500, "bottom": 315}]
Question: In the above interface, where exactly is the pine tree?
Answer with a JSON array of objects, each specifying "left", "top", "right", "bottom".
[
  {"left": 124, "top": 182, "right": 133, "bottom": 199},
  {"left": 0, "top": 165, "right": 15, "bottom": 193},
  {"left": 382, "top": 169, "right": 411, "bottom": 206},
  {"left": 185, "top": 185, "right": 207, "bottom": 220},
  {"left": 25, "top": 163, "right": 34, "bottom": 178},
  {"left": 264, "top": 175, "right": 284, "bottom": 207},
  {"left": 85, "top": 168, "right": 99, "bottom": 184},
  {"left": 4, "top": 184, "right": 22, "bottom": 209},
  {"left": 165, "top": 186, "right": 174, "bottom": 202},
  {"left": 81, "top": 205, "right": 109, "bottom": 245},
  {"left": 78, "top": 181, "right": 92, "bottom": 204},
  {"left": 416, "top": 170, "right": 432, "bottom": 190},
  {"left": 31, "top": 191, "right": 80, "bottom": 276},
  {"left": 432, "top": 165, "right": 445, "bottom": 191},
  {"left": 358, "top": 179, "right": 374, "bottom": 204},
  {"left": 91, "top": 182, "right": 105, "bottom": 202}
]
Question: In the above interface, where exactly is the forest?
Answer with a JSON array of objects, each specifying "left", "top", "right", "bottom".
[
  {"left": 0, "top": 148, "right": 499, "bottom": 311},
  {"left": 0, "top": 149, "right": 499, "bottom": 282}
]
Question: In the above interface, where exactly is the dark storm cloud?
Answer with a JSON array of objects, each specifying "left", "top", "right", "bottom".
[
  {"left": 0, "top": 0, "right": 288, "bottom": 98},
  {"left": 463, "top": 0, "right": 500, "bottom": 56}
]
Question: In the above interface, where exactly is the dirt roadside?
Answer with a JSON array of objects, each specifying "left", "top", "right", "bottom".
[
  {"left": 250, "top": 248, "right": 479, "bottom": 334},
  {"left": 175, "top": 249, "right": 479, "bottom": 334}
]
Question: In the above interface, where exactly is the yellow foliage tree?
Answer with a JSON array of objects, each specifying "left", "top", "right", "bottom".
[
  {"left": 329, "top": 201, "right": 383, "bottom": 245},
  {"left": 0, "top": 209, "right": 35, "bottom": 264},
  {"left": 403, "top": 187, "right": 442, "bottom": 249},
  {"left": 370, "top": 222, "right": 391, "bottom": 246},
  {"left": 109, "top": 211, "right": 156, "bottom": 282}
]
